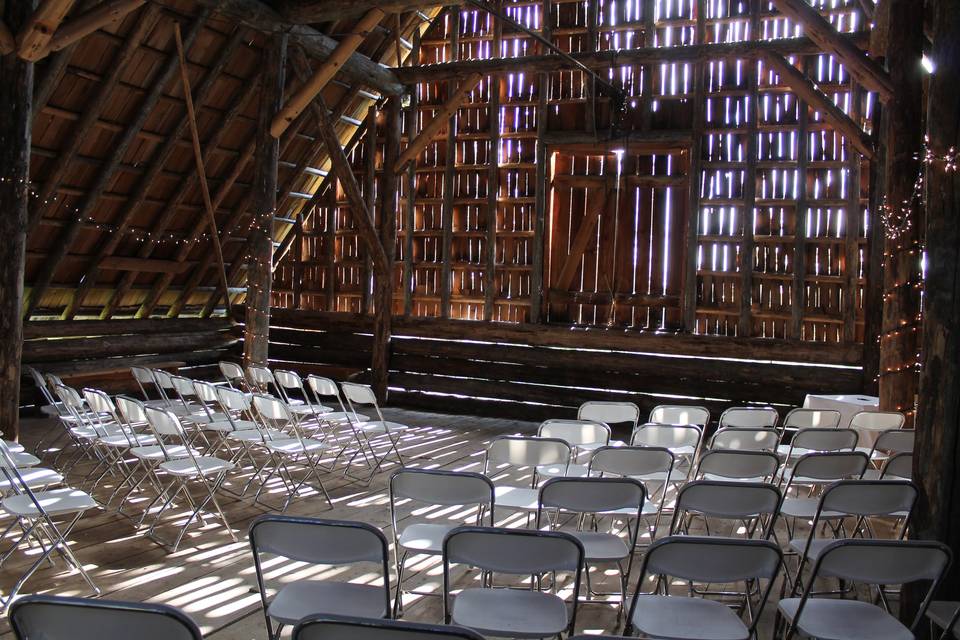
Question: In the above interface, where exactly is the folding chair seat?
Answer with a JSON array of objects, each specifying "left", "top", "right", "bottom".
[
  {"left": 143, "top": 407, "right": 236, "bottom": 551},
  {"left": 778, "top": 452, "right": 869, "bottom": 522},
  {"left": 624, "top": 536, "right": 782, "bottom": 640},
  {"left": 778, "top": 539, "right": 950, "bottom": 640},
  {"left": 534, "top": 419, "right": 610, "bottom": 477},
  {"left": 718, "top": 406, "right": 780, "bottom": 430},
  {"left": 250, "top": 515, "right": 392, "bottom": 640},
  {"left": 483, "top": 435, "right": 571, "bottom": 513},
  {"left": 340, "top": 382, "right": 409, "bottom": 482},
  {"left": 670, "top": 480, "right": 781, "bottom": 539},
  {"left": 631, "top": 423, "right": 702, "bottom": 479},
  {"left": 537, "top": 477, "right": 645, "bottom": 612},
  {"left": 293, "top": 615, "right": 484, "bottom": 640},
  {"left": 250, "top": 394, "right": 332, "bottom": 510},
  {"left": 390, "top": 469, "right": 494, "bottom": 616},
  {"left": 579, "top": 401, "right": 640, "bottom": 443},
  {"left": 9, "top": 594, "right": 203, "bottom": 640},
  {"left": 588, "top": 446, "right": 675, "bottom": 540},
  {"left": 710, "top": 426, "right": 781, "bottom": 452},
  {"left": 0, "top": 466, "right": 63, "bottom": 492},
  {"left": 0, "top": 442, "right": 100, "bottom": 611},
  {"left": 777, "top": 427, "right": 858, "bottom": 461},
  {"left": 443, "top": 526, "right": 584, "bottom": 638},
  {"left": 695, "top": 449, "right": 781, "bottom": 483}
]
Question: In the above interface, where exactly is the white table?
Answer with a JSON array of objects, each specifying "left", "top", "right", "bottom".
[{"left": 803, "top": 393, "right": 881, "bottom": 447}]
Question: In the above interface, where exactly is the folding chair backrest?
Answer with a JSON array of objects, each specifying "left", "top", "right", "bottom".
[
  {"left": 589, "top": 446, "right": 674, "bottom": 477},
  {"left": 814, "top": 539, "right": 950, "bottom": 588},
  {"left": 82, "top": 388, "right": 116, "bottom": 416},
  {"left": 170, "top": 375, "right": 197, "bottom": 398},
  {"left": 27, "top": 366, "right": 56, "bottom": 405},
  {"left": 710, "top": 426, "right": 780, "bottom": 451},
  {"left": 116, "top": 396, "right": 148, "bottom": 426},
  {"left": 819, "top": 480, "right": 918, "bottom": 518},
  {"left": 152, "top": 369, "right": 176, "bottom": 392},
  {"left": 293, "top": 615, "right": 485, "bottom": 640},
  {"left": 247, "top": 365, "right": 275, "bottom": 389},
  {"left": 631, "top": 423, "right": 701, "bottom": 450},
  {"left": 539, "top": 477, "right": 645, "bottom": 515},
  {"left": 217, "top": 386, "right": 252, "bottom": 412},
  {"left": 719, "top": 407, "right": 779, "bottom": 429},
  {"left": 391, "top": 469, "right": 494, "bottom": 508},
  {"left": 640, "top": 535, "right": 781, "bottom": 583},
  {"left": 54, "top": 383, "right": 84, "bottom": 411},
  {"left": 9, "top": 595, "right": 202, "bottom": 640},
  {"left": 144, "top": 406, "right": 186, "bottom": 438},
  {"left": 341, "top": 382, "right": 378, "bottom": 407},
  {"left": 131, "top": 366, "right": 156, "bottom": 386},
  {"left": 485, "top": 436, "right": 571, "bottom": 469},
  {"left": 850, "top": 410, "right": 905, "bottom": 431},
  {"left": 649, "top": 405, "right": 710, "bottom": 428},
  {"left": 252, "top": 393, "right": 292, "bottom": 422},
  {"left": 307, "top": 375, "right": 340, "bottom": 398},
  {"left": 696, "top": 450, "right": 780, "bottom": 480},
  {"left": 219, "top": 361, "right": 245, "bottom": 387},
  {"left": 873, "top": 429, "right": 915, "bottom": 454},
  {"left": 193, "top": 380, "right": 220, "bottom": 403},
  {"left": 783, "top": 408, "right": 842, "bottom": 430},
  {"left": 274, "top": 369, "right": 304, "bottom": 391},
  {"left": 881, "top": 452, "right": 913, "bottom": 479},
  {"left": 673, "top": 481, "right": 781, "bottom": 524},
  {"left": 788, "top": 451, "right": 869, "bottom": 483},
  {"left": 578, "top": 401, "right": 640, "bottom": 429},
  {"left": 249, "top": 516, "right": 388, "bottom": 566},
  {"left": 444, "top": 526, "right": 583, "bottom": 575},
  {"left": 790, "top": 428, "right": 858, "bottom": 452},
  {"left": 537, "top": 419, "right": 610, "bottom": 447}
]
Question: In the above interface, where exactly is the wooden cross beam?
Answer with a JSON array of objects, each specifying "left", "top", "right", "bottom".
[
  {"left": 760, "top": 50, "right": 877, "bottom": 160},
  {"left": 273, "top": 0, "right": 458, "bottom": 23},
  {"left": 98, "top": 256, "right": 191, "bottom": 274},
  {"left": 270, "top": 7, "right": 385, "bottom": 139},
  {"left": 16, "top": 0, "right": 76, "bottom": 61},
  {"left": 553, "top": 186, "right": 612, "bottom": 292},
  {"left": 42, "top": 0, "right": 145, "bottom": 56},
  {"left": 770, "top": 0, "right": 894, "bottom": 99},
  {"left": 393, "top": 72, "right": 483, "bottom": 173}
]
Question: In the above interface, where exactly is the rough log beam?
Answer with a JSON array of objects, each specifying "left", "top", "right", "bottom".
[
  {"left": 761, "top": 51, "right": 876, "bottom": 160},
  {"left": 0, "top": 0, "right": 34, "bottom": 440},
  {"left": 63, "top": 27, "right": 244, "bottom": 319},
  {"left": 375, "top": 97, "right": 402, "bottom": 400},
  {"left": 24, "top": 11, "right": 207, "bottom": 319},
  {"left": 770, "top": 0, "right": 893, "bottom": 100},
  {"left": 270, "top": 7, "right": 385, "bottom": 139},
  {"left": 156, "top": 0, "right": 403, "bottom": 96},
  {"left": 244, "top": 33, "right": 286, "bottom": 366},
  {"left": 43, "top": 0, "right": 145, "bottom": 55},
  {"left": 393, "top": 72, "right": 482, "bottom": 173},
  {"left": 274, "top": 0, "right": 456, "bottom": 23},
  {"left": 0, "top": 20, "right": 15, "bottom": 55},
  {"left": 98, "top": 257, "right": 191, "bottom": 274},
  {"left": 16, "top": 0, "right": 75, "bottom": 61},
  {"left": 394, "top": 32, "right": 872, "bottom": 83}
]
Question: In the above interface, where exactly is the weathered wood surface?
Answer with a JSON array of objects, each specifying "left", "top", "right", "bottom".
[{"left": 273, "top": 0, "right": 457, "bottom": 23}]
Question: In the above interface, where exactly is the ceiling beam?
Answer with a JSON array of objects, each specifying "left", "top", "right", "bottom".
[
  {"left": 272, "top": 0, "right": 457, "bottom": 23},
  {"left": 159, "top": 0, "right": 404, "bottom": 95},
  {"left": 770, "top": 0, "right": 894, "bottom": 99},
  {"left": 43, "top": 0, "right": 145, "bottom": 55},
  {"left": 16, "top": 0, "right": 76, "bottom": 61}
]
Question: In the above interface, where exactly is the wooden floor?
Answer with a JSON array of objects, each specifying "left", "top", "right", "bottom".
[{"left": 2, "top": 408, "right": 794, "bottom": 638}]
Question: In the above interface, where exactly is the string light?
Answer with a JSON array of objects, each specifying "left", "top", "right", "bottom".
[{"left": 879, "top": 139, "right": 960, "bottom": 240}]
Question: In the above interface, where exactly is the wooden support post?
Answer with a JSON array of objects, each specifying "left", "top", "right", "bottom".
[
  {"left": 270, "top": 7, "right": 385, "bottom": 138},
  {"left": 529, "top": 0, "right": 551, "bottom": 324},
  {"left": 402, "top": 33, "right": 419, "bottom": 317},
  {"left": 879, "top": 0, "right": 924, "bottom": 421},
  {"left": 681, "top": 0, "right": 706, "bottom": 332},
  {"left": 738, "top": 0, "right": 760, "bottom": 337},
  {"left": 770, "top": 0, "right": 893, "bottom": 99},
  {"left": 0, "top": 19, "right": 16, "bottom": 55},
  {"left": 291, "top": 216, "right": 303, "bottom": 309},
  {"left": 484, "top": 2, "right": 502, "bottom": 321},
  {"left": 584, "top": 0, "right": 598, "bottom": 132},
  {"left": 16, "top": 0, "right": 76, "bottom": 61},
  {"left": 375, "top": 96, "right": 402, "bottom": 400},
  {"left": 759, "top": 50, "right": 876, "bottom": 159},
  {"left": 915, "top": 0, "right": 960, "bottom": 597},
  {"left": 843, "top": 83, "right": 863, "bottom": 344},
  {"left": 362, "top": 105, "right": 377, "bottom": 315},
  {"left": 0, "top": 0, "right": 34, "bottom": 440},
  {"left": 44, "top": 0, "right": 145, "bottom": 55},
  {"left": 244, "top": 33, "right": 287, "bottom": 366},
  {"left": 440, "top": 8, "right": 459, "bottom": 319},
  {"left": 791, "top": 57, "right": 810, "bottom": 339}
]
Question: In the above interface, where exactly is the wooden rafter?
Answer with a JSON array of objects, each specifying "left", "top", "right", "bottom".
[
  {"left": 274, "top": 0, "right": 457, "bottom": 23},
  {"left": 63, "top": 28, "right": 245, "bottom": 319},
  {"left": 16, "top": 0, "right": 76, "bottom": 61},
  {"left": 270, "top": 7, "right": 385, "bottom": 139},
  {"left": 25, "top": 11, "right": 208, "bottom": 319},
  {"left": 393, "top": 72, "right": 483, "bottom": 173},
  {"left": 98, "top": 257, "right": 190, "bottom": 274},
  {"left": 760, "top": 50, "right": 876, "bottom": 160},
  {"left": 43, "top": 0, "right": 145, "bottom": 55},
  {"left": 0, "top": 20, "right": 15, "bottom": 55},
  {"left": 153, "top": 0, "right": 404, "bottom": 96},
  {"left": 770, "top": 0, "right": 894, "bottom": 99}
]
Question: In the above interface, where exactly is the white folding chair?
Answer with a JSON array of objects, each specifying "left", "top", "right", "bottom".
[
  {"left": 862, "top": 429, "right": 915, "bottom": 478},
  {"left": 710, "top": 426, "right": 781, "bottom": 452},
  {"left": 624, "top": 536, "right": 782, "bottom": 640},
  {"left": 879, "top": 451, "right": 913, "bottom": 480},
  {"left": 780, "top": 408, "right": 842, "bottom": 437},
  {"left": 778, "top": 452, "right": 870, "bottom": 541},
  {"left": 777, "top": 427, "right": 858, "bottom": 462},
  {"left": 143, "top": 407, "right": 236, "bottom": 551},
  {"left": 537, "top": 477, "right": 646, "bottom": 614},
  {"left": 131, "top": 366, "right": 169, "bottom": 409},
  {"left": 215, "top": 386, "right": 287, "bottom": 495},
  {"left": 249, "top": 515, "right": 392, "bottom": 640},
  {"left": 483, "top": 435, "right": 571, "bottom": 516},
  {"left": 535, "top": 419, "right": 610, "bottom": 478},
  {"left": 275, "top": 370, "right": 333, "bottom": 418},
  {"left": 695, "top": 449, "right": 781, "bottom": 483},
  {"left": 250, "top": 394, "right": 333, "bottom": 510},
  {"left": 247, "top": 364, "right": 286, "bottom": 398},
  {"left": 442, "top": 526, "right": 585, "bottom": 638},
  {"left": 778, "top": 539, "right": 950, "bottom": 640},
  {"left": 850, "top": 410, "right": 905, "bottom": 453},
  {"left": 631, "top": 423, "right": 703, "bottom": 480},
  {"left": 292, "top": 615, "right": 484, "bottom": 640},
  {"left": 670, "top": 480, "right": 782, "bottom": 540},
  {"left": 306, "top": 375, "right": 370, "bottom": 449},
  {"left": 588, "top": 446, "right": 675, "bottom": 542},
  {"left": 0, "top": 441, "right": 100, "bottom": 611},
  {"left": 219, "top": 360, "right": 247, "bottom": 391},
  {"left": 340, "top": 382, "right": 410, "bottom": 482},
  {"left": 9, "top": 594, "right": 202, "bottom": 640},
  {"left": 150, "top": 369, "right": 200, "bottom": 418},
  {"left": 53, "top": 383, "right": 117, "bottom": 480},
  {"left": 390, "top": 469, "right": 494, "bottom": 616},
  {"left": 718, "top": 406, "right": 779, "bottom": 429}
]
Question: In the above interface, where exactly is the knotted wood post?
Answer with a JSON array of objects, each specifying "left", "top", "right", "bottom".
[
  {"left": 0, "top": 0, "right": 35, "bottom": 440},
  {"left": 244, "top": 33, "right": 287, "bottom": 366}
]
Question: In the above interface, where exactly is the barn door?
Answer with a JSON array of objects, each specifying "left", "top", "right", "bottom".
[{"left": 546, "top": 145, "right": 688, "bottom": 329}]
